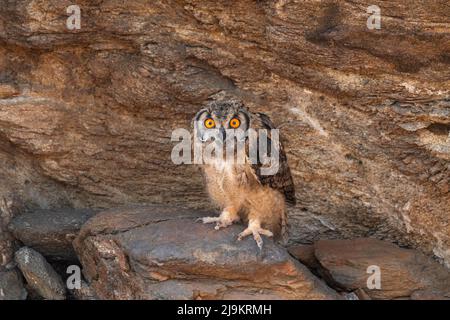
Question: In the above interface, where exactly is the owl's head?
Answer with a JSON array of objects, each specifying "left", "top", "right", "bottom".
[{"left": 193, "top": 99, "right": 250, "bottom": 142}]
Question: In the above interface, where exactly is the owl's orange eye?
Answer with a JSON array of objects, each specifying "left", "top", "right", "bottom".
[
  {"left": 229, "top": 118, "right": 240, "bottom": 128},
  {"left": 204, "top": 118, "right": 215, "bottom": 128}
]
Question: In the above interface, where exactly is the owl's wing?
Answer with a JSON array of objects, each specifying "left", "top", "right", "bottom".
[{"left": 250, "top": 112, "right": 296, "bottom": 206}]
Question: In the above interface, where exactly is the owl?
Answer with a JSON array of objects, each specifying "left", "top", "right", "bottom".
[{"left": 193, "top": 99, "right": 296, "bottom": 249}]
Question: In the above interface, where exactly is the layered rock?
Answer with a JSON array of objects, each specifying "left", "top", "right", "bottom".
[
  {"left": 289, "top": 238, "right": 450, "bottom": 300},
  {"left": 0, "top": 0, "right": 449, "bottom": 270},
  {"left": 0, "top": 195, "right": 22, "bottom": 273},
  {"left": 9, "top": 208, "right": 96, "bottom": 261},
  {"left": 74, "top": 206, "right": 339, "bottom": 299}
]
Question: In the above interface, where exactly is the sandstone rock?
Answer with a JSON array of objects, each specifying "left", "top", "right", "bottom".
[
  {"left": 288, "top": 244, "right": 335, "bottom": 286},
  {"left": 15, "top": 247, "right": 66, "bottom": 300},
  {"left": 288, "top": 244, "right": 319, "bottom": 270},
  {"left": 0, "top": 1, "right": 449, "bottom": 269},
  {"left": 410, "top": 290, "right": 450, "bottom": 300},
  {"left": 0, "top": 84, "right": 19, "bottom": 99},
  {"left": 0, "top": 269, "right": 27, "bottom": 300},
  {"left": 313, "top": 238, "right": 450, "bottom": 300},
  {"left": 354, "top": 288, "right": 371, "bottom": 300},
  {"left": 9, "top": 208, "right": 96, "bottom": 261},
  {"left": 74, "top": 206, "right": 339, "bottom": 300}
]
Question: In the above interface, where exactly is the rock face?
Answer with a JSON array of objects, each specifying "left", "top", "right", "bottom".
[
  {"left": 0, "top": 269, "right": 27, "bottom": 300},
  {"left": 15, "top": 247, "right": 66, "bottom": 300},
  {"left": 74, "top": 206, "right": 339, "bottom": 299},
  {"left": 0, "top": 1, "right": 449, "bottom": 269},
  {"left": 0, "top": 196, "right": 21, "bottom": 269},
  {"left": 9, "top": 208, "right": 96, "bottom": 261},
  {"left": 289, "top": 238, "right": 450, "bottom": 300}
]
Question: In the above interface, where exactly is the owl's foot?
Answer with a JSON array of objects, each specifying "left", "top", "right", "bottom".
[
  {"left": 197, "top": 216, "right": 220, "bottom": 224},
  {"left": 237, "top": 220, "right": 273, "bottom": 250},
  {"left": 196, "top": 208, "right": 240, "bottom": 230}
]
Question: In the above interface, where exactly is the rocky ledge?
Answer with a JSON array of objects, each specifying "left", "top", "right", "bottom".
[
  {"left": 73, "top": 206, "right": 339, "bottom": 300},
  {"left": 8, "top": 208, "right": 96, "bottom": 261},
  {"left": 289, "top": 239, "right": 450, "bottom": 300},
  {"left": 2, "top": 205, "right": 450, "bottom": 300}
]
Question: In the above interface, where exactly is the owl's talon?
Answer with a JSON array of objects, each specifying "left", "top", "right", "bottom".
[
  {"left": 197, "top": 211, "right": 238, "bottom": 230},
  {"left": 196, "top": 217, "right": 220, "bottom": 224},
  {"left": 237, "top": 228, "right": 252, "bottom": 241},
  {"left": 214, "top": 219, "right": 233, "bottom": 230},
  {"left": 253, "top": 233, "right": 263, "bottom": 250},
  {"left": 237, "top": 223, "right": 273, "bottom": 250}
]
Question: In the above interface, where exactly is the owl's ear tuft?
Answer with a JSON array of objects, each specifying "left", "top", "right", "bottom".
[
  {"left": 191, "top": 108, "right": 208, "bottom": 128},
  {"left": 239, "top": 108, "right": 251, "bottom": 128}
]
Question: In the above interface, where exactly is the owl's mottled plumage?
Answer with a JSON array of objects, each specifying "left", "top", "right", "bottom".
[
  {"left": 193, "top": 99, "right": 296, "bottom": 249},
  {"left": 250, "top": 112, "right": 296, "bottom": 207}
]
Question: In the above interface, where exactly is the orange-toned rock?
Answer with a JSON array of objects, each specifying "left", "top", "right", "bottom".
[
  {"left": 0, "top": 84, "right": 19, "bottom": 99},
  {"left": 313, "top": 238, "right": 450, "bottom": 300},
  {"left": 288, "top": 244, "right": 319, "bottom": 269}
]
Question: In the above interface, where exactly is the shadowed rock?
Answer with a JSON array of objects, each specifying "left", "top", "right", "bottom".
[
  {"left": 15, "top": 247, "right": 66, "bottom": 300},
  {"left": 288, "top": 244, "right": 319, "bottom": 269},
  {"left": 0, "top": 269, "right": 27, "bottom": 300},
  {"left": 9, "top": 209, "right": 96, "bottom": 261}
]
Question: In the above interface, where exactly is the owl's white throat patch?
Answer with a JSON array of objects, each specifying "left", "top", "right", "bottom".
[{"left": 211, "top": 158, "right": 235, "bottom": 173}]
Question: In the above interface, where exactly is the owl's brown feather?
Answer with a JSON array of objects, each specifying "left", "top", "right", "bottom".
[{"left": 250, "top": 112, "right": 296, "bottom": 206}]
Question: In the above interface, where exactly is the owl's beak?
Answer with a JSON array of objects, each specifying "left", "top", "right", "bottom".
[{"left": 219, "top": 127, "right": 226, "bottom": 141}]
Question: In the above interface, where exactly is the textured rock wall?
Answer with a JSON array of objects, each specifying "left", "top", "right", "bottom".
[{"left": 0, "top": 1, "right": 449, "bottom": 266}]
